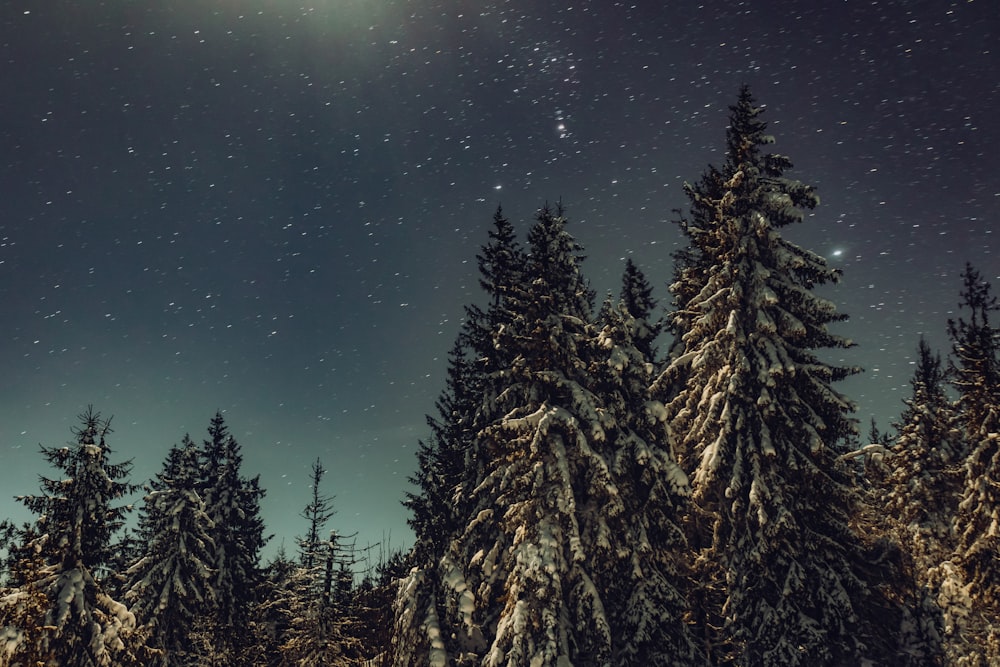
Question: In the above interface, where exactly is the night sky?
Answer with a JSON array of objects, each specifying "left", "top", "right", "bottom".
[{"left": 2, "top": 1, "right": 997, "bottom": 559}]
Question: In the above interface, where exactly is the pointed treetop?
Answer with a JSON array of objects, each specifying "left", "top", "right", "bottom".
[
  {"left": 725, "top": 84, "right": 769, "bottom": 167},
  {"left": 72, "top": 404, "right": 113, "bottom": 450},
  {"left": 620, "top": 258, "right": 657, "bottom": 322},
  {"left": 476, "top": 204, "right": 523, "bottom": 307},
  {"left": 948, "top": 262, "right": 1000, "bottom": 432}
]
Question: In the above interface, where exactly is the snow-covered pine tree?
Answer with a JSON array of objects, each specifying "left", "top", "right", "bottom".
[
  {"left": 405, "top": 338, "right": 479, "bottom": 567},
  {"left": 198, "top": 412, "right": 268, "bottom": 667},
  {"left": 589, "top": 264, "right": 702, "bottom": 665},
  {"left": 619, "top": 257, "right": 662, "bottom": 362},
  {"left": 124, "top": 435, "right": 216, "bottom": 666},
  {"left": 946, "top": 264, "right": 1000, "bottom": 659},
  {"left": 949, "top": 263, "right": 1000, "bottom": 442},
  {"left": 0, "top": 407, "right": 141, "bottom": 666},
  {"left": 888, "top": 339, "right": 964, "bottom": 567},
  {"left": 878, "top": 338, "right": 962, "bottom": 665},
  {"left": 1, "top": 522, "right": 53, "bottom": 665},
  {"left": 395, "top": 203, "right": 700, "bottom": 666},
  {"left": 340, "top": 547, "right": 398, "bottom": 661},
  {"left": 663, "top": 156, "right": 736, "bottom": 377},
  {"left": 248, "top": 546, "right": 296, "bottom": 666},
  {"left": 657, "top": 87, "right": 896, "bottom": 666},
  {"left": 393, "top": 342, "right": 474, "bottom": 665},
  {"left": 393, "top": 206, "right": 525, "bottom": 665},
  {"left": 452, "top": 203, "right": 619, "bottom": 665}
]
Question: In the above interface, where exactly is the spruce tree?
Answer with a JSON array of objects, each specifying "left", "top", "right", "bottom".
[
  {"left": 881, "top": 339, "right": 959, "bottom": 664},
  {"left": 404, "top": 339, "right": 479, "bottom": 567},
  {"left": 298, "top": 458, "right": 336, "bottom": 570},
  {"left": 668, "top": 165, "right": 725, "bottom": 340},
  {"left": 393, "top": 205, "right": 526, "bottom": 664},
  {"left": 452, "top": 203, "right": 615, "bottom": 665},
  {"left": 395, "top": 204, "right": 696, "bottom": 665},
  {"left": 267, "top": 460, "right": 361, "bottom": 665},
  {"left": 476, "top": 205, "right": 524, "bottom": 312},
  {"left": 462, "top": 205, "right": 525, "bottom": 381},
  {"left": 246, "top": 546, "right": 296, "bottom": 665},
  {"left": 0, "top": 407, "right": 141, "bottom": 666},
  {"left": 888, "top": 339, "right": 964, "bottom": 564},
  {"left": 946, "top": 264, "right": 1000, "bottom": 659},
  {"left": 198, "top": 412, "right": 268, "bottom": 666},
  {"left": 657, "top": 87, "right": 895, "bottom": 665},
  {"left": 591, "top": 268, "right": 701, "bottom": 665},
  {"left": 0, "top": 535, "right": 50, "bottom": 666},
  {"left": 124, "top": 436, "right": 216, "bottom": 666},
  {"left": 948, "top": 263, "right": 1000, "bottom": 440},
  {"left": 619, "top": 257, "right": 662, "bottom": 362}
]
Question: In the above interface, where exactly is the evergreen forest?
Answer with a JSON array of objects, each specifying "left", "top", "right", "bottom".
[{"left": 2, "top": 87, "right": 998, "bottom": 666}]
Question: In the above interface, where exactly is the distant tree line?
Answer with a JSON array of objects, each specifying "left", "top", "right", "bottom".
[
  {"left": 2, "top": 87, "right": 997, "bottom": 666},
  {"left": 0, "top": 410, "right": 405, "bottom": 666}
]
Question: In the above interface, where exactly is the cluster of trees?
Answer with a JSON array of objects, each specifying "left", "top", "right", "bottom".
[
  {"left": 0, "top": 410, "right": 404, "bottom": 666},
  {"left": 395, "top": 87, "right": 999, "bottom": 666},
  {"left": 1, "top": 87, "right": 997, "bottom": 665}
]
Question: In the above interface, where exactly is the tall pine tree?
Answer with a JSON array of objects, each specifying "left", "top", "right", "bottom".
[
  {"left": 124, "top": 436, "right": 216, "bottom": 666},
  {"left": 887, "top": 339, "right": 964, "bottom": 565},
  {"left": 198, "top": 412, "right": 268, "bottom": 667},
  {"left": 0, "top": 407, "right": 141, "bottom": 666},
  {"left": 590, "top": 263, "right": 701, "bottom": 665},
  {"left": 404, "top": 339, "right": 479, "bottom": 567},
  {"left": 393, "top": 205, "right": 526, "bottom": 663},
  {"left": 657, "top": 87, "right": 896, "bottom": 665},
  {"left": 882, "top": 339, "right": 958, "bottom": 665},
  {"left": 949, "top": 264, "right": 1000, "bottom": 603},
  {"left": 394, "top": 204, "right": 696, "bottom": 665},
  {"left": 270, "top": 461, "right": 360, "bottom": 666},
  {"left": 946, "top": 264, "right": 1000, "bottom": 660},
  {"left": 298, "top": 458, "right": 337, "bottom": 570}
]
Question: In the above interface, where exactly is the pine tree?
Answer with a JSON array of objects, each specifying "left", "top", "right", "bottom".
[
  {"left": 1, "top": 522, "right": 52, "bottom": 665},
  {"left": 393, "top": 206, "right": 526, "bottom": 664},
  {"left": 667, "top": 163, "right": 727, "bottom": 360},
  {"left": 948, "top": 263, "right": 1000, "bottom": 441},
  {"left": 268, "top": 460, "right": 361, "bottom": 666},
  {"left": 394, "top": 204, "right": 696, "bottom": 665},
  {"left": 888, "top": 339, "right": 964, "bottom": 564},
  {"left": 452, "top": 203, "right": 616, "bottom": 665},
  {"left": 946, "top": 264, "right": 1000, "bottom": 659},
  {"left": 657, "top": 87, "right": 895, "bottom": 665},
  {"left": 877, "top": 339, "right": 961, "bottom": 665},
  {"left": 619, "top": 257, "right": 662, "bottom": 362},
  {"left": 248, "top": 547, "right": 296, "bottom": 667},
  {"left": 298, "top": 458, "right": 337, "bottom": 570},
  {"left": 124, "top": 436, "right": 216, "bottom": 666},
  {"left": 590, "top": 265, "right": 701, "bottom": 665},
  {"left": 355, "top": 546, "right": 408, "bottom": 661},
  {"left": 0, "top": 407, "right": 141, "bottom": 666},
  {"left": 274, "top": 535, "right": 361, "bottom": 666},
  {"left": 404, "top": 339, "right": 479, "bottom": 567},
  {"left": 477, "top": 205, "right": 524, "bottom": 312},
  {"left": 198, "top": 412, "right": 268, "bottom": 667},
  {"left": 463, "top": 204, "right": 526, "bottom": 381}
]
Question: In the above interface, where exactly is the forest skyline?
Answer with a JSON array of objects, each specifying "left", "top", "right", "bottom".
[
  {"left": 4, "top": 86, "right": 998, "bottom": 665},
  {"left": 3, "top": 1, "right": 996, "bottom": 563}
]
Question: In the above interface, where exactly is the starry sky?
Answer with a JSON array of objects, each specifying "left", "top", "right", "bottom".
[{"left": 1, "top": 0, "right": 997, "bottom": 560}]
